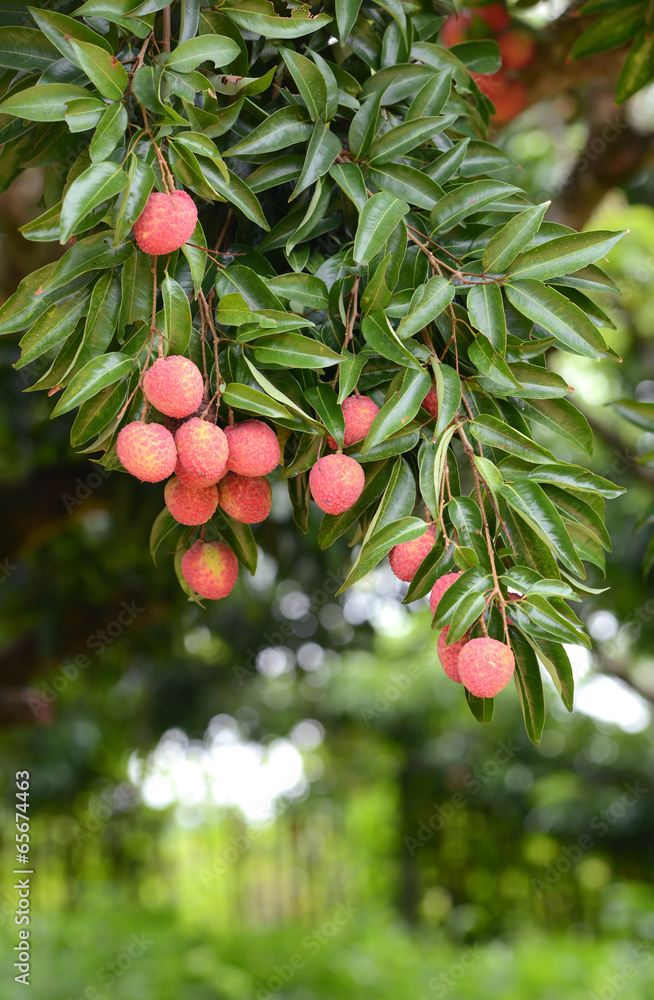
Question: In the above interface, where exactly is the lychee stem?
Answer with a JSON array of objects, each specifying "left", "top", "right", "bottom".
[{"left": 162, "top": 5, "right": 171, "bottom": 52}]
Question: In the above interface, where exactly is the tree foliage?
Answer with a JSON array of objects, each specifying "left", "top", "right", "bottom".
[{"left": 0, "top": 0, "right": 628, "bottom": 743}]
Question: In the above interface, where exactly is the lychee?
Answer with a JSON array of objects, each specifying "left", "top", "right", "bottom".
[
  {"left": 441, "top": 11, "right": 471, "bottom": 47},
  {"left": 474, "top": 72, "right": 527, "bottom": 123},
  {"left": 474, "top": 2, "right": 510, "bottom": 33},
  {"left": 457, "top": 637, "right": 515, "bottom": 698},
  {"left": 224, "top": 420, "right": 280, "bottom": 477},
  {"left": 116, "top": 421, "right": 176, "bottom": 482},
  {"left": 181, "top": 539, "right": 238, "bottom": 600},
  {"left": 498, "top": 28, "right": 536, "bottom": 70},
  {"left": 142, "top": 355, "right": 203, "bottom": 418},
  {"left": 174, "top": 457, "right": 224, "bottom": 490},
  {"left": 437, "top": 627, "right": 470, "bottom": 683},
  {"left": 326, "top": 395, "right": 379, "bottom": 450},
  {"left": 133, "top": 190, "right": 197, "bottom": 256},
  {"left": 389, "top": 523, "right": 437, "bottom": 582},
  {"left": 429, "top": 571, "right": 461, "bottom": 617},
  {"left": 309, "top": 454, "right": 365, "bottom": 515},
  {"left": 175, "top": 417, "right": 229, "bottom": 482},
  {"left": 421, "top": 386, "right": 438, "bottom": 418},
  {"left": 164, "top": 476, "right": 218, "bottom": 526},
  {"left": 218, "top": 472, "right": 272, "bottom": 524}
]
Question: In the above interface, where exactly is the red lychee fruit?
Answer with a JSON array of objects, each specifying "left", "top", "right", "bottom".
[
  {"left": 437, "top": 627, "right": 470, "bottom": 683},
  {"left": 174, "top": 457, "right": 225, "bottom": 490},
  {"left": 421, "top": 386, "right": 439, "bottom": 418},
  {"left": 326, "top": 395, "right": 379, "bottom": 450},
  {"left": 218, "top": 471, "right": 272, "bottom": 524},
  {"left": 457, "top": 637, "right": 515, "bottom": 698},
  {"left": 116, "top": 421, "right": 176, "bottom": 482},
  {"left": 175, "top": 417, "right": 229, "bottom": 482},
  {"left": 142, "top": 355, "right": 203, "bottom": 419},
  {"left": 474, "top": 72, "right": 528, "bottom": 123},
  {"left": 474, "top": 2, "right": 510, "bottom": 33},
  {"left": 389, "top": 523, "right": 437, "bottom": 582},
  {"left": 181, "top": 540, "right": 238, "bottom": 600},
  {"left": 498, "top": 28, "right": 536, "bottom": 70},
  {"left": 164, "top": 476, "right": 218, "bottom": 526},
  {"left": 133, "top": 190, "right": 197, "bottom": 256},
  {"left": 309, "top": 454, "right": 365, "bottom": 515},
  {"left": 441, "top": 11, "right": 471, "bottom": 47},
  {"left": 429, "top": 571, "right": 461, "bottom": 617},
  {"left": 224, "top": 420, "right": 280, "bottom": 477}
]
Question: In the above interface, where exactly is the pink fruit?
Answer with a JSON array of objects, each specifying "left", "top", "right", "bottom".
[
  {"left": 309, "top": 454, "right": 365, "bottom": 515},
  {"left": 164, "top": 476, "right": 218, "bottom": 526},
  {"left": 429, "top": 572, "right": 461, "bottom": 617},
  {"left": 174, "top": 457, "right": 224, "bottom": 490},
  {"left": 437, "top": 627, "right": 469, "bottom": 683},
  {"left": 225, "top": 420, "right": 280, "bottom": 477},
  {"left": 326, "top": 395, "right": 380, "bottom": 450},
  {"left": 218, "top": 472, "right": 272, "bottom": 524},
  {"left": 175, "top": 417, "right": 229, "bottom": 482},
  {"left": 116, "top": 421, "right": 176, "bottom": 482},
  {"left": 498, "top": 28, "right": 536, "bottom": 70},
  {"left": 474, "top": 2, "right": 510, "bottom": 33},
  {"left": 133, "top": 190, "right": 197, "bottom": 255},
  {"left": 142, "top": 355, "right": 203, "bottom": 418},
  {"left": 441, "top": 12, "right": 471, "bottom": 47},
  {"left": 457, "top": 637, "right": 515, "bottom": 698},
  {"left": 181, "top": 540, "right": 238, "bottom": 600},
  {"left": 389, "top": 523, "right": 437, "bottom": 582},
  {"left": 421, "top": 386, "right": 438, "bottom": 418}
]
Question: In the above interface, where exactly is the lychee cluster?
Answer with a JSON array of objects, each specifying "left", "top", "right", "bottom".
[
  {"left": 441, "top": 2, "right": 535, "bottom": 124},
  {"left": 133, "top": 190, "right": 198, "bottom": 256}
]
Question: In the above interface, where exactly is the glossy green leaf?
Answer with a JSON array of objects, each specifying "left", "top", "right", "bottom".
[
  {"left": 60, "top": 162, "right": 128, "bottom": 243},
  {"left": 69, "top": 38, "right": 128, "bottom": 100},
  {"left": 467, "top": 282, "right": 506, "bottom": 354},
  {"left": 509, "top": 628, "right": 545, "bottom": 745},
  {"left": 482, "top": 203, "right": 549, "bottom": 274},
  {"left": 362, "top": 367, "right": 431, "bottom": 452},
  {"left": 470, "top": 414, "right": 557, "bottom": 464},
  {"left": 500, "top": 479, "right": 584, "bottom": 576},
  {"left": 508, "top": 230, "right": 625, "bottom": 281},
  {"left": 505, "top": 279, "right": 609, "bottom": 360},
  {"left": 223, "top": 106, "right": 313, "bottom": 158},
  {"left": 368, "top": 115, "right": 456, "bottom": 165},
  {"left": 15, "top": 295, "right": 89, "bottom": 369},
  {"left": 397, "top": 275, "right": 454, "bottom": 339},
  {"left": 166, "top": 33, "right": 240, "bottom": 73},
  {"left": 291, "top": 121, "right": 341, "bottom": 199},
  {"left": 90, "top": 101, "right": 128, "bottom": 162},
  {"left": 0, "top": 83, "right": 93, "bottom": 121},
  {"left": 51, "top": 352, "right": 132, "bottom": 416},
  {"left": 431, "top": 181, "right": 520, "bottom": 233},
  {"left": 353, "top": 192, "right": 409, "bottom": 265}
]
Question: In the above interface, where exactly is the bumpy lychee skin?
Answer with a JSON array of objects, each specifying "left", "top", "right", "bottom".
[
  {"left": 164, "top": 476, "right": 218, "bottom": 526},
  {"left": 429, "top": 572, "right": 461, "bottom": 617},
  {"left": 116, "top": 421, "right": 176, "bottom": 482},
  {"left": 309, "top": 454, "right": 365, "bottom": 515},
  {"left": 174, "top": 457, "right": 224, "bottom": 491},
  {"left": 133, "top": 190, "right": 197, "bottom": 256},
  {"left": 437, "top": 628, "right": 470, "bottom": 684},
  {"left": 458, "top": 637, "right": 516, "bottom": 698},
  {"left": 218, "top": 471, "right": 272, "bottom": 524},
  {"left": 326, "top": 395, "right": 380, "bottom": 450},
  {"left": 224, "top": 420, "right": 280, "bottom": 477},
  {"left": 175, "top": 417, "right": 229, "bottom": 481},
  {"left": 421, "top": 386, "right": 439, "bottom": 418},
  {"left": 389, "top": 523, "right": 437, "bottom": 582},
  {"left": 181, "top": 540, "right": 238, "bottom": 601},
  {"left": 142, "top": 355, "right": 203, "bottom": 418}
]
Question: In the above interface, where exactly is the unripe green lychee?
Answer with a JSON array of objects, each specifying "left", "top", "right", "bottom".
[
  {"left": 389, "top": 523, "right": 437, "bottom": 582},
  {"left": 437, "top": 627, "right": 469, "bottom": 683},
  {"left": 116, "top": 421, "right": 176, "bottom": 482},
  {"left": 142, "top": 355, "right": 203, "bottom": 418},
  {"left": 309, "top": 454, "right": 365, "bottom": 515},
  {"left": 133, "top": 190, "right": 197, "bottom": 256},
  {"left": 326, "top": 395, "right": 379, "bottom": 449},
  {"left": 218, "top": 472, "right": 272, "bottom": 524},
  {"left": 429, "top": 572, "right": 461, "bottom": 617},
  {"left": 175, "top": 417, "right": 229, "bottom": 482},
  {"left": 174, "top": 457, "right": 224, "bottom": 490},
  {"left": 181, "top": 539, "right": 238, "bottom": 600},
  {"left": 457, "top": 637, "right": 515, "bottom": 698},
  {"left": 421, "top": 386, "right": 438, "bottom": 418},
  {"left": 164, "top": 476, "right": 218, "bottom": 526},
  {"left": 224, "top": 419, "right": 280, "bottom": 477}
]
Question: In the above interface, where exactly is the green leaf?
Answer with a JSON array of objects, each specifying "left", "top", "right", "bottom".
[
  {"left": 60, "top": 162, "right": 128, "bottom": 243},
  {"left": 467, "top": 282, "right": 506, "bottom": 354},
  {"left": 149, "top": 508, "right": 179, "bottom": 567},
  {"left": 222, "top": 383, "right": 293, "bottom": 423},
  {"left": 166, "top": 34, "right": 240, "bottom": 73},
  {"left": 114, "top": 153, "right": 155, "bottom": 243},
  {"left": 51, "top": 352, "right": 132, "bottom": 416},
  {"left": 223, "top": 106, "right": 313, "bottom": 158},
  {"left": 509, "top": 628, "right": 545, "bottom": 745},
  {"left": 397, "top": 275, "right": 454, "bottom": 339},
  {"left": 614, "top": 399, "right": 654, "bottom": 432},
  {"left": 571, "top": 7, "right": 643, "bottom": 60},
  {"left": 335, "top": 0, "right": 363, "bottom": 42},
  {"left": 281, "top": 47, "right": 327, "bottom": 121},
  {"left": 28, "top": 8, "right": 113, "bottom": 64},
  {"left": 432, "top": 565, "right": 493, "bottom": 627},
  {"left": 76, "top": 270, "right": 121, "bottom": 370},
  {"left": 500, "top": 480, "right": 584, "bottom": 576},
  {"left": 291, "top": 121, "right": 341, "bottom": 199},
  {"left": 267, "top": 273, "right": 328, "bottom": 311},
  {"left": 162, "top": 276, "right": 192, "bottom": 356},
  {"left": 367, "top": 163, "right": 444, "bottom": 211},
  {"left": 433, "top": 361, "right": 461, "bottom": 437},
  {"left": 304, "top": 383, "right": 345, "bottom": 445},
  {"left": 353, "top": 192, "right": 409, "bottom": 265},
  {"left": 197, "top": 158, "right": 269, "bottom": 230},
  {"left": 70, "top": 380, "right": 127, "bottom": 448},
  {"left": 329, "top": 162, "right": 368, "bottom": 212},
  {"left": 216, "top": 264, "right": 283, "bottom": 311},
  {"left": 339, "top": 513, "right": 425, "bottom": 592},
  {"left": 502, "top": 462, "right": 624, "bottom": 500},
  {"left": 15, "top": 295, "right": 89, "bottom": 369},
  {"left": 616, "top": 27, "right": 654, "bottom": 103},
  {"left": 361, "top": 254, "right": 392, "bottom": 315},
  {"left": 221, "top": 0, "right": 332, "bottom": 39},
  {"left": 90, "top": 101, "right": 128, "bottom": 162},
  {"left": 361, "top": 310, "right": 420, "bottom": 368},
  {"left": 482, "top": 202, "right": 549, "bottom": 274},
  {"left": 362, "top": 367, "right": 431, "bottom": 452},
  {"left": 0, "top": 27, "right": 58, "bottom": 71},
  {"left": 69, "top": 38, "right": 128, "bottom": 100},
  {"left": 505, "top": 279, "right": 609, "bottom": 360},
  {"left": 251, "top": 333, "right": 343, "bottom": 368},
  {"left": 0, "top": 83, "right": 94, "bottom": 121},
  {"left": 406, "top": 71, "right": 452, "bottom": 121},
  {"left": 348, "top": 90, "right": 385, "bottom": 159},
  {"left": 318, "top": 460, "right": 392, "bottom": 548},
  {"left": 469, "top": 414, "right": 557, "bottom": 464},
  {"left": 368, "top": 116, "right": 456, "bottom": 165},
  {"left": 520, "top": 398, "right": 593, "bottom": 458},
  {"left": 64, "top": 97, "right": 105, "bottom": 134},
  {"left": 508, "top": 230, "right": 625, "bottom": 281},
  {"left": 430, "top": 181, "right": 520, "bottom": 233},
  {"left": 213, "top": 511, "right": 258, "bottom": 575}
]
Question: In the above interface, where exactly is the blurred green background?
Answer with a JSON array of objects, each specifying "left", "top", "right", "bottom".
[{"left": 3, "top": 5, "right": 654, "bottom": 999}]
